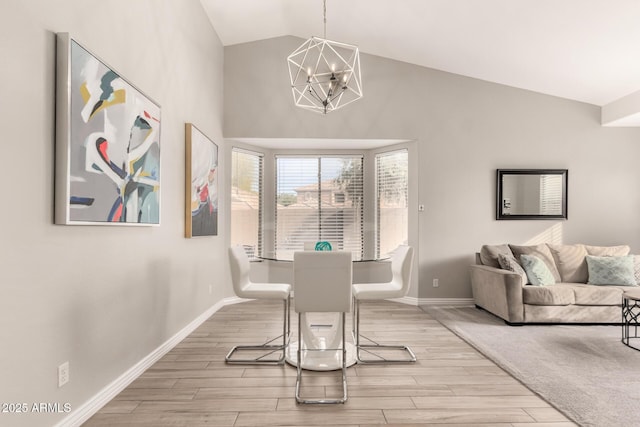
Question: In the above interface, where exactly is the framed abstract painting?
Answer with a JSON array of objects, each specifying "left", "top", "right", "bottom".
[
  {"left": 185, "top": 123, "right": 218, "bottom": 237},
  {"left": 55, "top": 33, "right": 161, "bottom": 225}
]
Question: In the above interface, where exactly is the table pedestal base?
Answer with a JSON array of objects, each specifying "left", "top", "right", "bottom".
[
  {"left": 285, "top": 313, "right": 357, "bottom": 371},
  {"left": 286, "top": 341, "right": 357, "bottom": 371}
]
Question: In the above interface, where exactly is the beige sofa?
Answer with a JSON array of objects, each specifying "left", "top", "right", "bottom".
[{"left": 470, "top": 243, "right": 637, "bottom": 325}]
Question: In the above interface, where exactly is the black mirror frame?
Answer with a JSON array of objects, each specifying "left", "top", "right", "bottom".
[{"left": 496, "top": 169, "right": 568, "bottom": 220}]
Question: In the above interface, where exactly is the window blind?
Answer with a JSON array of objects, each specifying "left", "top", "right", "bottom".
[
  {"left": 376, "top": 149, "right": 409, "bottom": 257},
  {"left": 231, "top": 149, "right": 263, "bottom": 258},
  {"left": 275, "top": 155, "right": 364, "bottom": 260},
  {"left": 539, "top": 174, "right": 563, "bottom": 215}
]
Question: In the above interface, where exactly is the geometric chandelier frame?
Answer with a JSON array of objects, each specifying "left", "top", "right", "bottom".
[{"left": 286, "top": 1, "right": 363, "bottom": 114}]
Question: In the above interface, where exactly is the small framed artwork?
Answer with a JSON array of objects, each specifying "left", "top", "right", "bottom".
[
  {"left": 55, "top": 33, "right": 161, "bottom": 225},
  {"left": 185, "top": 123, "right": 218, "bottom": 237}
]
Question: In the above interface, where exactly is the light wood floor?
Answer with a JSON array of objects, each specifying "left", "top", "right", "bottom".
[{"left": 85, "top": 300, "right": 576, "bottom": 426}]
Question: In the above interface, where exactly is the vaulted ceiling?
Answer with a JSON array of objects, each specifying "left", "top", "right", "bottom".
[{"left": 201, "top": 0, "right": 640, "bottom": 124}]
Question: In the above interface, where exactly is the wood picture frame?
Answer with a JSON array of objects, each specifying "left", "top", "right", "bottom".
[{"left": 185, "top": 123, "right": 218, "bottom": 237}]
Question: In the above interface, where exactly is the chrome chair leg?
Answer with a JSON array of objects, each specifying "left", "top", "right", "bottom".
[
  {"left": 225, "top": 296, "right": 290, "bottom": 365},
  {"left": 295, "top": 312, "right": 348, "bottom": 404},
  {"left": 354, "top": 299, "right": 416, "bottom": 364}
]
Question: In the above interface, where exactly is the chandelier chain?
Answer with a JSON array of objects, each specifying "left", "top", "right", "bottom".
[{"left": 323, "top": 0, "right": 327, "bottom": 39}]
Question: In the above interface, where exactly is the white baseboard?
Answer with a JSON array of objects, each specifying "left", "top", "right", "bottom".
[
  {"left": 223, "top": 296, "right": 248, "bottom": 305},
  {"left": 55, "top": 297, "right": 238, "bottom": 427},
  {"left": 388, "top": 296, "right": 420, "bottom": 305},
  {"left": 56, "top": 294, "right": 474, "bottom": 426}
]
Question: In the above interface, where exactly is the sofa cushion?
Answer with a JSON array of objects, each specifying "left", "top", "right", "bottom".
[
  {"left": 584, "top": 244, "right": 630, "bottom": 257},
  {"left": 480, "top": 244, "right": 513, "bottom": 268},
  {"left": 586, "top": 255, "right": 637, "bottom": 286},
  {"left": 523, "top": 283, "right": 627, "bottom": 306},
  {"left": 497, "top": 253, "right": 527, "bottom": 284},
  {"left": 547, "top": 244, "right": 588, "bottom": 283},
  {"left": 523, "top": 285, "right": 575, "bottom": 305},
  {"left": 520, "top": 254, "right": 556, "bottom": 286},
  {"left": 523, "top": 304, "right": 621, "bottom": 323},
  {"left": 570, "top": 284, "right": 626, "bottom": 306},
  {"left": 509, "top": 244, "right": 561, "bottom": 282}
]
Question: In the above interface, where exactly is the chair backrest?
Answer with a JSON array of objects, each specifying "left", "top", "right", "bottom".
[
  {"left": 229, "top": 245, "right": 251, "bottom": 296},
  {"left": 294, "top": 251, "right": 352, "bottom": 313},
  {"left": 390, "top": 245, "right": 414, "bottom": 295}
]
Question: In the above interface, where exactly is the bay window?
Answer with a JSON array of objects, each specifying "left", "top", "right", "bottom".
[
  {"left": 230, "top": 148, "right": 263, "bottom": 257},
  {"left": 375, "top": 149, "right": 409, "bottom": 257}
]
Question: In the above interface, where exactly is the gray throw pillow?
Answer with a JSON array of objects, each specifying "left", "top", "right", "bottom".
[
  {"left": 497, "top": 253, "right": 528, "bottom": 285},
  {"left": 480, "top": 244, "right": 513, "bottom": 268}
]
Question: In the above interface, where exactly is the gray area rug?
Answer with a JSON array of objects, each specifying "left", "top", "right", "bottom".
[{"left": 424, "top": 306, "right": 640, "bottom": 427}]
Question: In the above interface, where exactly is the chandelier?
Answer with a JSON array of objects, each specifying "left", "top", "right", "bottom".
[{"left": 287, "top": 0, "right": 363, "bottom": 114}]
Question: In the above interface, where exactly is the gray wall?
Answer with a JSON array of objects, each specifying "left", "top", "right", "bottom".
[
  {"left": 224, "top": 36, "right": 640, "bottom": 300},
  {"left": 0, "top": 1, "right": 228, "bottom": 425},
  {"left": 3, "top": 6, "right": 640, "bottom": 424}
]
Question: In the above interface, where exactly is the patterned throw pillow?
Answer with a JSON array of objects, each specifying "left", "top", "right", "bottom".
[
  {"left": 497, "top": 253, "right": 528, "bottom": 284},
  {"left": 509, "top": 244, "right": 561, "bottom": 282},
  {"left": 520, "top": 254, "right": 556, "bottom": 286},
  {"left": 586, "top": 255, "right": 637, "bottom": 286}
]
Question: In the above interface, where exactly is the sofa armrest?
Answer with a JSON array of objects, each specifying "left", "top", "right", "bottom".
[{"left": 469, "top": 264, "right": 525, "bottom": 324}]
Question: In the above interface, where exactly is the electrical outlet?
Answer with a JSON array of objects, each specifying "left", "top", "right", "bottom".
[
  {"left": 433, "top": 279, "right": 439, "bottom": 288},
  {"left": 58, "top": 362, "right": 69, "bottom": 387}
]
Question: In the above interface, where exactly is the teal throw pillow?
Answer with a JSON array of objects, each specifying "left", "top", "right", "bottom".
[
  {"left": 520, "top": 254, "right": 556, "bottom": 286},
  {"left": 586, "top": 255, "right": 637, "bottom": 286}
]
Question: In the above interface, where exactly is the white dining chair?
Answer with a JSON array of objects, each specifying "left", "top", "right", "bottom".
[
  {"left": 352, "top": 245, "right": 417, "bottom": 363},
  {"left": 225, "top": 245, "right": 291, "bottom": 364},
  {"left": 293, "top": 250, "right": 352, "bottom": 404}
]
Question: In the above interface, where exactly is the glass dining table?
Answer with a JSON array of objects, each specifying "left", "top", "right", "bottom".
[{"left": 254, "top": 252, "right": 390, "bottom": 371}]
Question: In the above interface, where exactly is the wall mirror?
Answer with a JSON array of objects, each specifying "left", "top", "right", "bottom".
[{"left": 496, "top": 169, "right": 568, "bottom": 220}]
